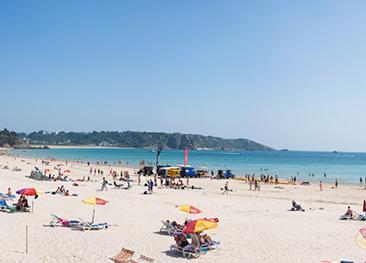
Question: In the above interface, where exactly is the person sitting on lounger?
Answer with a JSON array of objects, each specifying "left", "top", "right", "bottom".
[
  {"left": 199, "top": 233, "right": 213, "bottom": 246},
  {"left": 344, "top": 206, "right": 353, "bottom": 217},
  {"left": 171, "top": 220, "right": 183, "bottom": 230},
  {"left": 175, "top": 234, "right": 190, "bottom": 249},
  {"left": 16, "top": 195, "right": 24, "bottom": 211},
  {"left": 22, "top": 196, "right": 29, "bottom": 208},
  {"left": 290, "top": 201, "right": 305, "bottom": 211},
  {"left": 16, "top": 195, "right": 29, "bottom": 211}
]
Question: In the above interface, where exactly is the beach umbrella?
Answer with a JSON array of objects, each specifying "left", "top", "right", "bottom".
[
  {"left": 177, "top": 205, "right": 201, "bottom": 215},
  {"left": 355, "top": 226, "right": 366, "bottom": 250},
  {"left": 82, "top": 197, "right": 108, "bottom": 223},
  {"left": 16, "top": 188, "right": 41, "bottom": 212},
  {"left": 16, "top": 188, "right": 39, "bottom": 197},
  {"left": 183, "top": 218, "right": 219, "bottom": 234}
]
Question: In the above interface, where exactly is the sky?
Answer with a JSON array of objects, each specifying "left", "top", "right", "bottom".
[{"left": 1, "top": 1, "right": 366, "bottom": 152}]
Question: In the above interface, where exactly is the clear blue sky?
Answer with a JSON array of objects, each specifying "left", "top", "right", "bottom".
[{"left": 1, "top": 1, "right": 366, "bottom": 151}]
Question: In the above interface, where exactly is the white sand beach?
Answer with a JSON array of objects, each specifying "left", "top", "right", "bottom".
[{"left": 0, "top": 154, "right": 365, "bottom": 263}]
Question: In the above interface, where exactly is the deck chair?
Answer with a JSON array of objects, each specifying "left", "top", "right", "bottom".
[
  {"left": 75, "top": 218, "right": 108, "bottom": 231},
  {"left": 130, "top": 255, "right": 154, "bottom": 263},
  {"left": 160, "top": 220, "right": 181, "bottom": 235},
  {"left": 169, "top": 244, "right": 203, "bottom": 259},
  {"left": 0, "top": 199, "right": 16, "bottom": 213},
  {"left": 110, "top": 248, "right": 135, "bottom": 263},
  {"left": 50, "top": 214, "right": 80, "bottom": 227}
]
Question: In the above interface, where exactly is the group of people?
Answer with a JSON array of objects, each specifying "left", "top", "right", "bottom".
[
  {"left": 51, "top": 185, "right": 77, "bottom": 196},
  {"left": 90, "top": 167, "right": 104, "bottom": 176},
  {"left": 243, "top": 173, "right": 279, "bottom": 184},
  {"left": 15, "top": 195, "right": 29, "bottom": 211},
  {"left": 174, "top": 232, "right": 215, "bottom": 252},
  {"left": 248, "top": 179, "right": 261, "bottom": 191}
]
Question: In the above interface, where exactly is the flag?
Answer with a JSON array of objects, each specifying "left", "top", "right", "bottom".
[{"left": 184, "top": 147, "right": 189, "bottom": 166}]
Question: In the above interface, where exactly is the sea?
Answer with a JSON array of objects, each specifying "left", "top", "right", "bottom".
[{"left": 10, "top": 148, "right": 366, "bottom": 184}]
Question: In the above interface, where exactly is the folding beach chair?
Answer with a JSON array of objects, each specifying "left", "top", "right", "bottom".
[{"left": 110, "top": 248, "right": 135, "bottom": 263}]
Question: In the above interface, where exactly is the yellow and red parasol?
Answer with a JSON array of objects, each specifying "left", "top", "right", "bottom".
[
  {"left": 82, "top": 197, "right": 108, "bottom": 223},
  {"left": 177, "top": 205, "right": 201, "bottom": 214},
  {"left": 355, "top": 226, "right": 366, "bottom": 250},
  {"left": 183, "top": 218, "right": 219, "bottom": 234}
]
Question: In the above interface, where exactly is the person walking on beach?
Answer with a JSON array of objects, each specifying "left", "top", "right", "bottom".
[
  {"left": 319, "top": 180, "right": 323, "bottom": 191},
  {"left": 126, "top": 172, "right": 131, "bottom": 189},
  {"left": 360, "top": 177, "right": 363, "bottom": 185},
  {"left": 335, "top": 179, "right": 338, "bottom": 188},
  {"left": 222, "top": 181, "right": 229, "bottom": 195},
  {"left": 160, "top": 176, "right": 163, "bottom": 187},
  {"left": 249, "top": 179, "right": 253, "bottom": 190},
  {"left": 101, "top": 177, "right": 108, "bottom": 191},
  {"left": 154, "top": 174, "right": 157, "bottom": 187}
]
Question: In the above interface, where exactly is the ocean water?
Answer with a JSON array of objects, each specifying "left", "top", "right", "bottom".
[{"left": 11, "top": 148, "right": 366, "bottom": 184}]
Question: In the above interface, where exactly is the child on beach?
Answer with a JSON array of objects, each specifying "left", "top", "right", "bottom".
[{"left": 319, "top": 180, "right": 323, "bottom": 191}]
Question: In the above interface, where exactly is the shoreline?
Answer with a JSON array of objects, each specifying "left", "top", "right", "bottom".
[{"left": 6, "top": 151, "right": 366, "bottom": 188}]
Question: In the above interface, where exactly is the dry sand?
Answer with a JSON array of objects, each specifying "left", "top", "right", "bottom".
[{"left": 0, "top": 154, "right": 365, "bottom": 263}]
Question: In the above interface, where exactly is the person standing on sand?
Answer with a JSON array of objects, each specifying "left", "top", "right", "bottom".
[
  {"left": 101, "top": 177, "right": 108, "bottom": 191},
  {"left": 222, "top": 181, "right": 229, "bottom": 194},
  {"left": 319, "top": 180, "right": 323, "bottom": 191},
  {"left": 360, "top": 177, "right": 363, "bottom": 185},
  {"left": 335, "top": 179, "right": 338, "bottom": 188}
]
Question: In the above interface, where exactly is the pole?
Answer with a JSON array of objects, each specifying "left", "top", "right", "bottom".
[
  {"left": 26, "top": 225, "right": 29, "bottom": 254},
  {"left": 92, "top": 206, "right": 95, "bottom": 223},
  {"left": 31, "top": 201, "right": 34, "bottom": 214}
]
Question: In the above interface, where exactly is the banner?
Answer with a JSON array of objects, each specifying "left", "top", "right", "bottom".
[{"left": 184, "top": 147, "right": 189, "bottom": 166}]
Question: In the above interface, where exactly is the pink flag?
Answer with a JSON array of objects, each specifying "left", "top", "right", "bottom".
[{"left": 184, "top": 147, "right": 189, "bottom": 166}]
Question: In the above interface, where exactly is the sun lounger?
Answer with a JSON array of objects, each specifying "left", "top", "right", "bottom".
[
  {"left": 50, "top": 214, "right": 80, "bottom": 227},
  {"left": 0, "top": 199, "right": 16, "bottom": 213},
  {"left": 75, "top": 217, "right": 108, "bottom": 231},
  {"left": 110, "top": 248, "right": 135, "bottom": 263},
  {"left": 160, "top": 220, "right": 182, "bottom": 235},
  {"left": 339, "top": 213, "right": 365, "bottom": 221},
  {"left": 170, "top": 244, "right": 206, "bottom": 258},
  {"left": 130, "top": 255, "right": 154, "bottom": 263}
]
